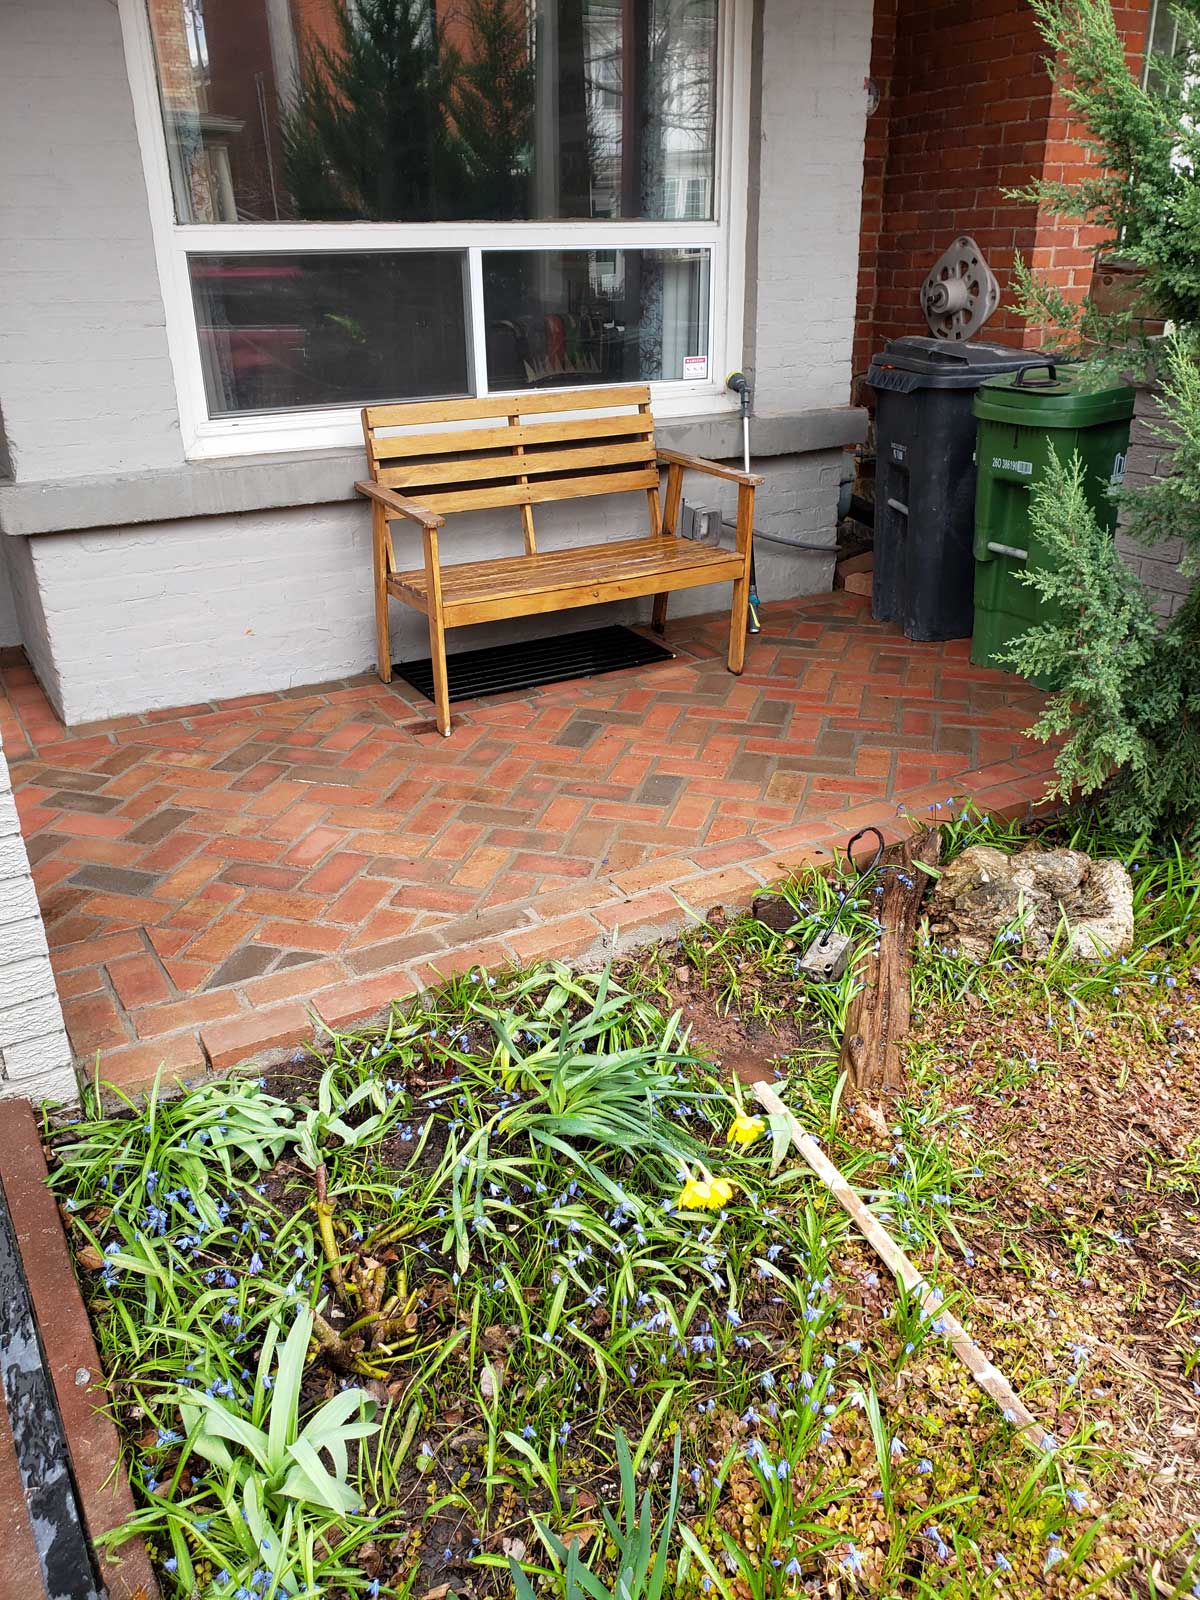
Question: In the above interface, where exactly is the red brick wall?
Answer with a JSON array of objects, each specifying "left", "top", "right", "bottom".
[
  {"left": 1024, "top": 3, "right": 1151, "bottom": 335},
  {"left": 853, "top": 0, "right": 1152, "bottom": 400}
]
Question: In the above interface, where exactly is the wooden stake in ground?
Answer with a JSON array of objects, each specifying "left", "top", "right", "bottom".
[
  {"left": 753, "top": 1079, "right": 1054, "bottom": 1454},
  {"left": 840, "top": 826, "right": 942, "bottom": 1094}
]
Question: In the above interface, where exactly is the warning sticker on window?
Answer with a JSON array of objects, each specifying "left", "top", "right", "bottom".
[{"left": 683, "top": 355, "right": 709, "bottom": 381}]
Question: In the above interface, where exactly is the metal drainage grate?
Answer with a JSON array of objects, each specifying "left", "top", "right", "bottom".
[{"left": 395, "top": 624, "right": 675, "bottom": 706}]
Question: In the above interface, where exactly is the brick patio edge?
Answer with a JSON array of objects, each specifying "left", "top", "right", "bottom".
[
  {"left": 0, "top": 1100, "right": 159, "bottom": 1600},
  {"left": 254, "top": 774, "right": 1062, "bottom": 1062},
  {"left": 152, "top": 777, "right": 1058, "bottom": 1081}
]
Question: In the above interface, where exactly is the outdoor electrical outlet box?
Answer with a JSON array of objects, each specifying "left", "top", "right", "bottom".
[
  {"left": 681, "top": 501, "right": 722, "bottom": 544},
  {"left": 694, "top": 507, "right": 722, "bottom": 545},
  {"left": 796, "top": 928, "right": 855, "bottom": 983}
]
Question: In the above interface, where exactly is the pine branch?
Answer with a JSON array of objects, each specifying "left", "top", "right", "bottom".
[{"left": 1004, "top": 0, "right": 1200, "bottom": 840}]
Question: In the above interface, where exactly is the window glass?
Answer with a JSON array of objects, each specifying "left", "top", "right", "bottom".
[
  {"left": 482, "top": 248, "right": 710, "bottom": 388},
  {"left": 146, "top": 0, "right": 718, "bottom": 223},
  {"left": 188, "top": 252, "right": 470, "bottom": 414},
  {"left": 1143, "top": 0, "right": 1186, "bottom": 90}
]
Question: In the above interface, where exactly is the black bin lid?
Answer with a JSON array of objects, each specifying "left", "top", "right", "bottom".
[{"left": 868, "top": 336, "right": 1045, "bottom": 394}]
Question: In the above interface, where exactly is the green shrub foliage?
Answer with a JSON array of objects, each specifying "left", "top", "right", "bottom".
[{"left": 1007, "top": 0, "right": 1200, "bottom": 839}]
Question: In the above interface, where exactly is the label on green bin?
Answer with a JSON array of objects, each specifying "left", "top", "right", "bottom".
[{"left": 991, "top": 454, "right": 1034, "bottom": 476}]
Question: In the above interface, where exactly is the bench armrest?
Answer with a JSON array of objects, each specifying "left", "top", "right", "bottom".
[
  {"left": 656, "top": 449, "right": 764, "bottom": 488},
  {"left": 355, "top": 480, "right": 445, "bottom": 529}
]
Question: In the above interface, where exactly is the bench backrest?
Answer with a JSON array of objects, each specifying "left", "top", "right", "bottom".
[{"left": 361, "top": 385, "right": 660, "bottom": 553}]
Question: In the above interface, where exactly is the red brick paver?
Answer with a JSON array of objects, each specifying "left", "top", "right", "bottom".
[{"left": 0, "top": 598, "right": 1056, "bottom": 1089}]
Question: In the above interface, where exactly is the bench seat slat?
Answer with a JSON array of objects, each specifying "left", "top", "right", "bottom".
[{"left": 388, "top": 535, "right": 742, "bottom": 625}]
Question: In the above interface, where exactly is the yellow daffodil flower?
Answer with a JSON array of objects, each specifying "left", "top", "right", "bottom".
[
  {"left": 677, "top": 1174, "right": 735, "bottom": 1211},
  {"left": 727, "top": 1113, "right": 765, "bottom": 1146}
]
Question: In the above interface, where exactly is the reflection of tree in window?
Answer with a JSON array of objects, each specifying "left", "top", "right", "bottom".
[
  {"left": 143, "top": 0, "right": 719, "bottom": 409},
  {"left": 276, "top": 0, "right": 714, "bottom": 223},
  {"left": 281, "top": 0, "right": 468, "bottom": 220},
  {"left": 149, "top": 0, "right": 717, "bottom": 222}
]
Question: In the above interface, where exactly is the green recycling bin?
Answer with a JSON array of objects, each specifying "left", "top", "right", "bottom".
[{"left": 971, "top": 362, "right": 1135, "bottom": 684}]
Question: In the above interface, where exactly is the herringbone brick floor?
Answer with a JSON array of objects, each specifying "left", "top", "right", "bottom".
[{"left": 0, "top": 595, "right": 1055, "bottom": 1089}]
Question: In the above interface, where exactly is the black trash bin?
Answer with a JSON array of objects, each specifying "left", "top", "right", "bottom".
[{"left": 867, "top": 336, "right": 1038, "bottom": 641}]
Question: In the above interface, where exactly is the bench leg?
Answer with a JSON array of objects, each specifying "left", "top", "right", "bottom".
[
  {"left": 428, "top": 621, "right": 451, "bottom": 736},
  {"left": 426, "top": 612, "right": 451, "bottom": 737},
  {"left": 651, "top": 592, "right": 668, "bottom": 635},
  {"left": 372, "top": 504, "right": 392, "bottom": 684},
  {"left": 423, "top": 527, "right": 452, "bottom": 737},
  {"left": 728, "top": 481, "right": 754, "bottom": 674},
  {"left": 728, "top": 570, "right": 750, "bottom": 674}
]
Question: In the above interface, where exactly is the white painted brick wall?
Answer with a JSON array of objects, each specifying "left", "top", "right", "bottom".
[
  {"left": 751, "top": 0, "right": 874, "bottom": 414},
  {"left": 0, "top": 0, "right": 182, "bottom": 481},
  {"left": 26, "top": 449, "right": 842, "bottom": 723},
  {"left": 0, "top": 729, "right": 75, "bottom": 1102}
]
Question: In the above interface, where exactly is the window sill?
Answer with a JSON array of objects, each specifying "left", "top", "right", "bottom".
[{"left": 0, "top": 406, "right": 867, "bottom": 538}]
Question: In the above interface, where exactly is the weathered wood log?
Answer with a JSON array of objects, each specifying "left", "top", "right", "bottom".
[
  {"left": 753, "top": 1080, "right": 1053, "bottom": 1453},
  {"left": 839, "top": 826, "right": 942, "bottom": 1094}
]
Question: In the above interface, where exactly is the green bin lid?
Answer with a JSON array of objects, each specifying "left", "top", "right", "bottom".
[{"left": 973, "top": 361, "right": 1135, "bottom": 426}]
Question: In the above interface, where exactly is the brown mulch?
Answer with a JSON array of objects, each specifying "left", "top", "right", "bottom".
[{"left": 894, "top": 967, "right": 1200, "bottom": 1569}]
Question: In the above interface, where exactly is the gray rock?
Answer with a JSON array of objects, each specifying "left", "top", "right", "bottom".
[{"left": 928, "top": 844, "right": 1134, "bottom": 962}]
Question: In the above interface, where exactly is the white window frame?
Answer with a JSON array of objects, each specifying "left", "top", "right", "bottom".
[{"left": 118, "top": 0, "right": 751, "bottom": 461}]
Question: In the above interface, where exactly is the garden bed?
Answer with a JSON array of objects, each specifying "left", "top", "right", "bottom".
[{"left": 35, "top": 807, "right": 1200, "bottom": 1599}]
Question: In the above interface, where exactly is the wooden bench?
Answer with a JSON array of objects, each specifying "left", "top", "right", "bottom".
[{"left": 355, "top": 383, "right": 762, "bottom": 736}]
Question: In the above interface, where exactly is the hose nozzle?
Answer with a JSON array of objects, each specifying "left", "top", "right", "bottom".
[{"left": 726, "top": 370, "right": 752, "bottom": 419}]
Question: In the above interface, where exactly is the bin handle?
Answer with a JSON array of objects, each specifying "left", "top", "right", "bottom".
[
  {"left": 987, "top": 540, "right": 1029, "bottom": 561},
  {"left": 1013, "top": 362, "right": 1059, "bottom": 388}
]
